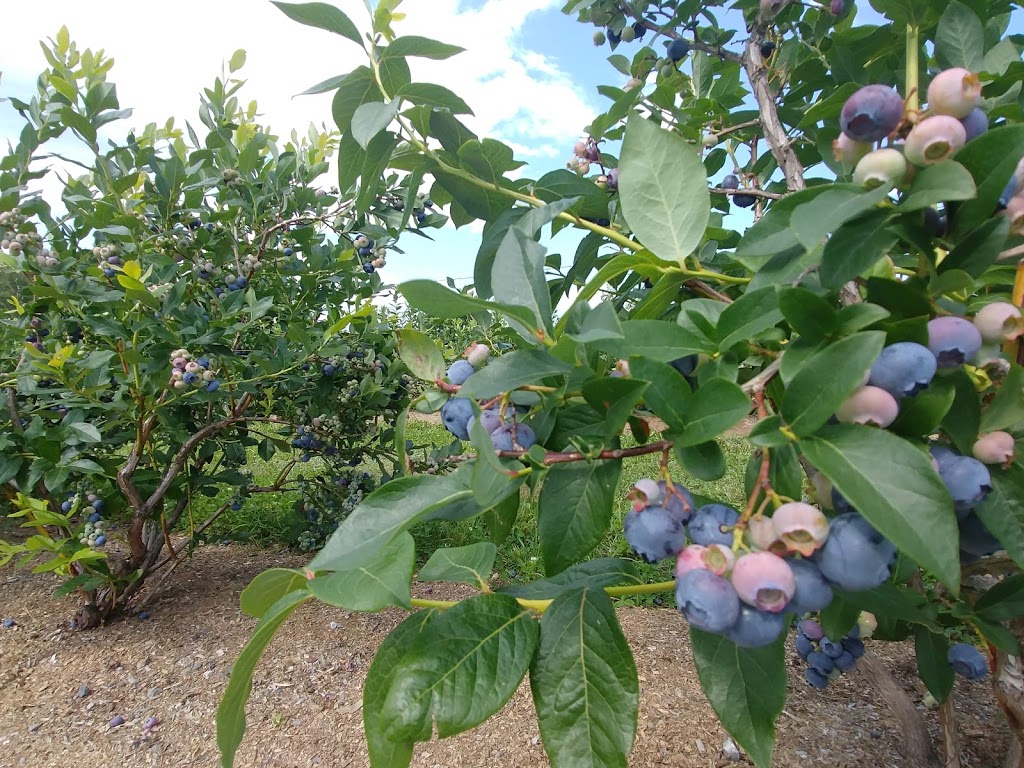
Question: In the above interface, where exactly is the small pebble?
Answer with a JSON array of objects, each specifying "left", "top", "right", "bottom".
[
  {"left": 76, "top": 685, "right": 91, "bottom": 699},
  {"left": 695, "top": 738, "right": 705, "bottom": 754},
  {"left": 722, "top": 736, "right": 741, "bottom": 762},
  {"left": 109, "top": 715, "right": 125, "bottom": 728},
  {"left": 147, "top": 687, "right": 162, "bottom": 700}
]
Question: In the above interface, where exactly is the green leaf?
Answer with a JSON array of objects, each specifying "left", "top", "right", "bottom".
[
  {"left": 397, "top": 327, "right": 445, "bottom": 382},
  {"left": 980, "top": 364, "right": 1024, "bottom": 433},
  {"left": 952, "top": 125, "right": 1024, "bottom": 234},
  {"left": 491, "top": 228, "right": 555, "bottom": 337},
  {"left": 271, "top": 2, "right": 362, "bottom": 46},
  {"left": 239, "top": 568, "right": 308, "bottom": 619},
  {"left": 364, "top": 611, "right": 436, "bottom": 768},
  {"left": 483, "top": 491, "right": 520, "bottom": 545},
  {"left": 418, "top": 542, "right": 497, "bottom": 588},
  {"left": 309, "top": 475, "right": 472, "bottom": 572},
  {"left": 398, "top": 279, "right": 541, "bottom": 339},
  {"left": 500, "top": 558, "right": 641, "bottom": 599},
  {"left": 789, "top": 184, "right": 893, "bottom": 251},
  {"left": 900, "top": 161, "right": 977, "bottom": 213},
  {"left": 538, "top": 460, "right": 622, "bottom": 575},
  {"left": 582, "top": 377, "right": 649, "bottom": 438},
  {"left": 217, "top": 591, "right": 312, "bottom": 768},
  {"left": 976, "top": 574, "right": 1024, "bottom": 622},
  {"left": 351, "top": 100, "right": 399, "bottom": 150},
  {"left": 381, "top": 593, "right": 539, "bottom": 740},
  {"left": 974, "top": 460, "right": 1024, "bottom": 568},
  {"left": 690, "top": 627, "right": 787, "bottom": 768},
  {"left": 676, "top": 440, "right": 727, "bottom": 481},
  {"left": 628, "top": 357, "right": 691, "bottom": 432},
  {"left": 799, "top": 424, "right": 960, "bottom": 591},
  {"left": 940, "top": 216, "right": 1010, "bottom": 278},
  {"left": 531, "top": 588, "right": 638, "bottom": 768},
  {"left": 307, "top": 533, "right": 414, "bottom": 611},
  {"left": 820, "top": 209, "right": 898, "bottom": 289},
  {"left": 679, "top": 379, "right": 750, "bottom": 447},
  {"left": 228, "top": 49, "right": 247, "bottom": 73},
  {"left": 781, "top": 332, "right": 886, "bottom": 435},
  {"left": 457, "top": 349, "right": 571, "bottom": 399},
  {"left": 935, "top": 1, "right": 985, "bottom": 72},
  {"left": 941, "top": 369, "right": 982, "bottom": 453},
  {"left": 914, "top": 627, "right": 955, "bottom": 704},
  {"left": 595, "top": 319, "right": 710, "bottom": 361},
  {"left": 888, "top": 377, "right": 956, "bottom": 437},
  {"left": 716, "top": 286, "right": 784, "bottom": 351},
  {"left": 777, "top": 287, "right": 838, "bottom": 341},
  {"left": 619, "top": 114, "right": 710, "bottom": 265},
  {"left": 383, "top": 35, "right": 464, "bottom": 60},
  {"left": 395, "top": 82, "right": 472, "bottom": 114},
  {"left": 66, "top": 422, "right": 101, "bottom": 443},
  {"left": 569, "top": 300, "right": 624, "bottom": 344}
]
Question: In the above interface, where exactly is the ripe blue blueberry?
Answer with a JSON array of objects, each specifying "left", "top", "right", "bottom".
[
  {"left": 688, "top": 503, "right": 740, "bottom": 547},
  {"left": 282, "top": 247, "right": 294, "bottom": 257},
  {"left": 207, "top": 380, "right": 220, "bottom": 392},
  {"left": 236, "top": 276, "right": 247, "bottom": 288},
  {"left": 88, "top": 512, "right": 101, "bottom": 523},
  {"left": 786, "top": 558, "right": 834, "bottom": 615},
  {"left": 819, "top": 636, "right": 845, "bottom": 659},
  {"left": 733, "top": 193, "right": 757, "bottom": 208},
  {"left": 834, "top": 651, "right": 857, "bottom": 672},
  {"left": 231, "top": 501, "right": 242, "bottom": 511},
  {"left": 999, "top": 175, "right": 1020, "bottom": 209},
  {"left": 94, "top": 534, "right": 106, "bottom": 546},
  {"left": 798, "top": 619, "right": 824, "bottom": 641},
  {"left": 675, "top": 568, "right": 740, "bottom": 633},
  {"left": 760, "top": 40, "right": 776, "bottom": 58},
  {"left": 869, "top": 342, "right": 937, "bottom": 399},
  {"left": 795, "top": 633, "right": 814, "bottom": 659},
  {"left": 666, "top": 38, "right": 690, "bottom": 61},
  {"left": 927, "top": 316, "right": 983, "bottom": 368},
  {"left": 807, "top": 650, "right": 835, "bottom": 675},
  {"left": 959, "top": 107, "right": 988, "bottom": 141},
  {"left": 726, "top": 605, "right": 786, "bottom": 648},
  {"left": 323, "top": 364, "right": 336, "bottom": 376},
  {"left": 61, "top": 500, "right": 73, "bottom": 512},
  {"left": 668, "top": 354, "right": 697, "bottom": 378},
  {"left": 804, "top": 668, "right": 829, "bottom": 689},
  {"left": 938, "top": 455, "right": 991, "bottom": 517},
  {"left": 948, "top": 642, "right": 988, "bottom": 680},
  {"left": 358, "top": 247, "right": 372, "bottom": 258},
  {"left": 446, "top": 360, "right": 476, "bottom": 385},
  {"left": 2, "top": 618, "right": 14, "bottom": 629},
  {"left": 813, "top": 513, "right": 896, "bottom": 591},
  {"left": 441, "top": 398, "right": 474, "bottom": 440},
  {"left": 959, "top": 512, "right": 1002, "bottom": 562},
  {"left": 196, "top": 356, "right": 210, "bottom": 368},
  {"left": 844, "top": 637, "right": 866, "bottom": 658},
  {"left": 623, "top": 505, "right": 688, "bottom": 563},
  {"left": 721, "top": 174, "right": 739, "bottom": 190},
  {"left": 840, "top": 84, "right": 905, "bottom": 143},
  {"left": 658, "top": 480, "right": 695, "bottom": 522},
  {"left": 490, "top": 425, "right": 515, "bottom": 451},
  {"left": 362, "top": 262, "right": 375, "bottom": 274},
  {"left": 183, "top": 372, "right": 197, "bottom": 384}
]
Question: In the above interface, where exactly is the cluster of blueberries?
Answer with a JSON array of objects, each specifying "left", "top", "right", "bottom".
[
  {"left": 836, "top": 67, "right": 1024, "bottom": 228},
  {"left": 62, "top": 492, "right": 108, "bottom": 548},
  {"left": 294, "top": 470, "right": 376, "bottom": 551},
  {"left": 168, "top": 349, "right": 220, "bottom": 392},
  {"left": 95, "top": 244, "right": 122, "bottom": 278},
  {"left": 291, "top": 416, "right": 342, "bottom": 462},
  {"left": 25, "top": 315, "right": 49, "bottom": 353},
  {"left": 354, "top": 234, "right": 387, "bottom": 274},
  {"left": 439, "top": 345, "right": 538, "bottom": 451},
  {"left": 1, "top": 208, "right": 55, "bottom": 267},
  {"left": 795, "top": 618, "right": 866, "bottom": 688}
]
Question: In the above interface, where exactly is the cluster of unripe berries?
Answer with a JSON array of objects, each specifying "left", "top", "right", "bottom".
[
  {"left": 221, "top": 168, "right": 243, "bottom": 189},
  {"left": 213, "top": 271, "right": 250, "bottom": 297},
  {"left": 94, "top": 244, "right": 122, "bottom": 277},
  {"left": 835, "top": 68, "right": 1023, "bottom": 223},
  {"left": 795, "top": 618, "right": 866, "bottom": 689},
  {"left": 64, "top": 492, "right": 108, "bottom": 548},
  {"left": 2, "top": 209, "right": 55, "bottom": 266},
  {"left": 624, "top": 478, "right": 896, "bottom": 648},
  {"left": 292, "top": 415, "right": 343, "bottom": 461},
  {"left": 168, "top": 349, "right": 220, "bottom": 392},
  {"left": 439, "top": 344, "right": 538, "bottom": 450},
  {"left": 353, "top": 234, "right": 387, "bottom": 274},
  {"left": 569, "top": 138, "right": 602, "bottom": 176}
]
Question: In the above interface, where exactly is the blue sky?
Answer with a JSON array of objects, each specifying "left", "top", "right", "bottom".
[{"left": 1, "top": 0, "right": 1021, "bottom": 303}]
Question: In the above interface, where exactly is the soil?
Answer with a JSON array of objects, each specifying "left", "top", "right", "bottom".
[{"left": 0, "top": 544, "right": 1009, "bottom": 768}]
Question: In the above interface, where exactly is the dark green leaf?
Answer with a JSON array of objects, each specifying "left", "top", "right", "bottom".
[
  {"left": 679, "top": 378, "right": 750, "bottom": 447},
  {"left": 716, "top": 286, "right": 783, "bottom": 351},
  {"left": 820, "top": 209, "right": 898, "bottom": 289},
  {"left": 239, "top": 568, "right": 308, "bottom": 619},
  {"left": 940, "top": 369, "right": 981, "bottom": 453},
  {"left": 271, "top": 2, "right": 361, "bottom": 46},
  {"left": 398, "top": 327, "right": 445, "bottom": 382},
  {"left": 800, "top": 424, "right": 960, "bottom": 591},
  {"left": 690, "top": 627, "right": 787, "bottom": 768},
  {"left": 418, "top": 542, "right": 497, "bottom": 588},
  {"left": 952, "top": 125, "right": 1024, "bottom": 234},
  {"left": 457, "top": 349, "right": 571, "bottom": 399},
  {"left": 980, "top": 364, "right": 1024, "bottom": 433},
  {"left": 384, "top": 36, "right": 464, "bottom": 60},
  {"left": 595, "top": 319, "right": 710, "bottom": 361},
  {"left": 531, "top": 589, "right": 638, "bottom": 768},
  {"left": 781, "top": 332, "right": 886, "bottom": 435},
  {"left": 900, "top": 161, "right": 977, "bottom": 213},
  {"left": 398, "top": 279, "right": 541, "bottom": 335},
  {"left": 676, "top": 440, "right": 727, "bottom": 481},
  {"left": 629, "top": 357, "right": 692, "bottom": 432},
  {"left": 915, "top": 627, "right": 955, "bottom": 704},
  {"left": 307, "top": 533, "right": 414, "bottom": 611},
  {"left": 976, "top": 574, "right": 1024, "bottom": 622},
  {"left": 940, "top": 217, "right": 1010, "bottom": 278},
  {"left": 483, "top": 491, "right": 521, "bottom": 546},
  {"left": 777, "top": 287, "right": 838, "bottom": 341},
  {"left": 395, "top": 82, "right": 472, "bottom": 114},
  {"left": 500, "top": 558, "right": 641, "bottom": 599},
  {"left": 974, "top": 460, "right": 1024, "bottom": 568},
  {"left": 538, "top": 460, "right": 622, "bottom": 575},
  {"left": 935, "top": 2, "right": 985, "bottom": 72}
]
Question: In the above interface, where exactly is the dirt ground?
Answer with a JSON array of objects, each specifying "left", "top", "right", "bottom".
[{"left": 0, "top": 544, "right": 1010, "bottom": 768}]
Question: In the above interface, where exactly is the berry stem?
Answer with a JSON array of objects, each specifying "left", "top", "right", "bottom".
[{"left": 906, "top": 24, "right": 920, "bottom": 113}]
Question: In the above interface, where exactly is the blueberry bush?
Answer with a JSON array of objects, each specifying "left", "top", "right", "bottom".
[
  {"left": 0, "top": 31, "right": 418, "bottom": 625},
  {"left": 203, "top": 0, "right": 1023, "bottom": 765}
]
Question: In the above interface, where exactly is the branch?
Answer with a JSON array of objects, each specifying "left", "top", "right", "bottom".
[{"left": 710, "top": 186, "right": 784, "bottom": 200}]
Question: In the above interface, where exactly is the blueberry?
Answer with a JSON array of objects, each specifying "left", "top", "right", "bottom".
[
  {"left": 795, "top": 633, "right": 814, "bottom": 659},
  {"left": 632, "top": 21, "right": 646, "bottom": 40},
  {"left": 675, "top": 569, "right": 740, "bottom": 634},
  {"left": 2, "top": 618, "right": 15, "bottom": 629},
  {"left": 760, "top": 40, "right": 776, "bottom": 58},
  {"left": 183, "top": 372, "right": 197, "bottom": 384},
  {"left": 904, "top": 115, "right": 967, "bottom": 166},
  {"left": 138, "top": 611, "right": 150, "bottom": 620},
  {"left": 416, "top": 212, "right": 427, "bottom": 224},
  {"left": 236, "top": 276, "right": 247, "bottom": 288},
  {"left": 666, "top": 38, "right": 690, "bottom": 62},
  {"left": 362, "top": 262, "right": 375, "bottom": 274},
  {"left": 721, "top": 174, "right": 740, "bottom": 191},
  {"left": 948, "top": 642, "right": 988, "bottom": 680},
  {"left": 731, "top": 551, "right": 796, "bottom": 612},
  {"left": 470, "top": 409, "right": 503, "bottom": 436},
  {"left": 844, "top": 637, "right": 866, "bottom": 658},
  {"left": 869, "top": 342, "right": 937, "bottom": 399},
  {"left": 109, "top": 715, "right": 126, "bottom": 727},
  {"left": 490, "top": 424, "right": 515, "bottom": 451},
  {"left": 840, "top": 84, "right": 905, "bottom": 143},
  {"left": 358, "top": 247, "right": 372, "bottom": 258},
  {"left": 798, "top": 619, "right": 824, "bottom": 641},
  {"left": 813, "top": 513, "right": 896, "bottom": 591},
  {"left": 94, "top": 534, "right": 106, "bottom": 546},
  {"left": 624, "top": 505, "right": 688, "bottom": 563},
  {"left": 787, "top": 558, "right": 834, "bottom": 615},
  {"left": 928, "top": 68, "right": 982, "bottom": 120},
  {"left": 206, "top": 380, "right": 220, "bottom": 392},
  {"left": 959, "top": 108, "right": 989, "bottom": 141},
  {"left": 61, "top": 500, "right": 73, "bottom": 512},
  {"left": 928, "top": 316, "right": 983, "bottom": 367},
  {"left": 323, "top": 364, "right": 336, "bottom": 376},
  {"left": 807, "top": 650, "right": 835, "bottom": 675},
  {"left": 804, "top": 668, "right": 830, "bottom": 689},
  {"left": 282, "top": 247, "right": 294, "bottom": 257},
  {"left": 819, "top": 636, "right": 845, "bottom": 659},
  {"left": 88, "top": 512, "right": 101, "bottom": 523},
  {"left": 688, "top": 503, "right": 740, "bottom": 547},
  {"left": 938, "top": 455, "right": 991, "bottom": 517},
  {"left": 834, "top": 651, "right": 857, "bottom": 672},
  {"left": 231, "top": 501, "right": 242, "bottom": 511},
  {"left": 441, "top": 398, "right": 474, "bottom": 440},
  {"left": 196, "top": 356, "right": 210, "bottom": 368},
  {"left": 959, "top": 512, "right": 1002, "bottom": 561},
  {"left": 999, "top": 175, "right": 1020, "bottom": 209},
  {"left": 668, "top": 354, "right": 698, "bottom": 378},
  {"left": 853, "top": 148, "right": 908, "bottom": 189},
  {"left": 733, "top": 193, "right": 757, "bottom": 208},
  {"left": 446, "top": 360, "right": 476, "bottom": 385},
  {"left": 726, "top": 605, "right": 786, "bottom": 648}
]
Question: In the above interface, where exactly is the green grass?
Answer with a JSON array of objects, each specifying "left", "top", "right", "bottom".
[{"left": 173, "top": 418, "right": 750, "bottom": 602}]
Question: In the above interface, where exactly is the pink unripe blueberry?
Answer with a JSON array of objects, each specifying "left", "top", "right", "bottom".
[
  {"left": 185, "top": 361, "right": 200, "bottom": 373},
  {"left": 730, "top": 551, "right": 796, "bottom": 612},
  {"left": 573, "top": 140, "right": 588, "bottom": 157},
  {"left": 853, "top": 148, "right": 908, "bottom": 189},
  {"left": 974, "top": 302, "right": 1023, "bottom": 343},
  {"left": 675, "top": 543, "right": 735, "bottom": 577},
  {"left": 973, "top": 431, "right": 1016, "bottom": 465},
  {"left": 170, "top": 369, "right": 183, "bottom": 381},
  {"left": 629, "top": 478, "right": 663, "bottom": 511},
  {"left": 746, "top": 515, "right": 779, "bottom": 552},
  {"left": 466, "top": 343, "right": 490, "bottom": 368},
  {"left": 904, "top": 115, "right": 967, "bottom": 166},
  {"left": 202, "top": 369, "right": 216, "bottom": 381},
  {"left": 172, "top": 357, "right": 187, "bottom": 370},
  {"left": 836, "top": 386, "right": 900, "bottom": 428},
  {"left": 771, "top": 502, "right": 830, "bottom": 557},
  {"left": 1005, "top": 195, "right": 1024, "bottom": 236},
  {"left": 927, "top": 68, "right": 982, "bottom": 119},
  {"left": 832, "top": 133, "right": 873, "bottom": 169}
]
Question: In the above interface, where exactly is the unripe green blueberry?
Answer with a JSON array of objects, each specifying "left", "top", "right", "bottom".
[
  {"left": 832, "top": 133, "right": 873, "bottom": 169},
  {"left": 660, "top": 64, "right": 675, "bottom": 78},
  {"left": 853, "top": 148, "right": 908, "bottom": 189},
  {"left": 593, "top": 30, "right": 606, "bottom": 46},
  {"left": 904, "top": 115, "right": 967, "bottom": 166},
  {"left": 974, "top": 302, "right": 1022, "bottom": 343},
  {"left": 702, "top": 134, "right": 719, "bottom": 148},
  {"left": 927, "top": 68, "right": 982, "bottom": 119},
  {"left": 620, "top": 25, "right": 635, "bottom": 43}
]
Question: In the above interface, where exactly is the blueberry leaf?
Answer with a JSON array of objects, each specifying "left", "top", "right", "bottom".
[
  {"left": 418, "top": 542, "right": 498, "bottom": 588},
  {"left": 538, "top": 460, "right": 622, "bottom": 575},
  {"left": 307, "top": 532, "right": 415, "bottom": 611}
]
